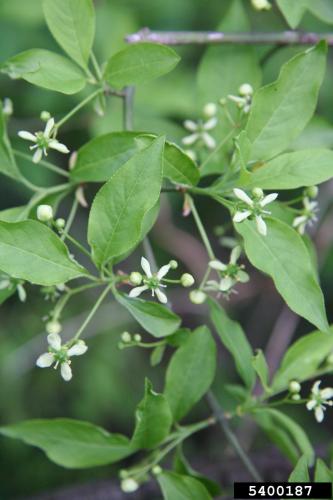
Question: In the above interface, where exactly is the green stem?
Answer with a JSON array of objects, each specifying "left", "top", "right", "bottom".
[
  {"left": 71, "top": 284, "right": 112, "bottom": 342},
  {"left": 61, "top": 232, "right": 92, "bottom": 259},
  {"left": 53, "top": 282, "right": 104, "bottom": 321},
  {"left": 206, "top": 391, "right": 263, "bottom": 482},
  {"left": 187, "top": 195, "right": 215, "bottom": 260},
  {"left": 90, "top": 51, "right": 103, "bottom": 81},
  {"left": 55, "top": 88, "right": 104, "bottom": 129},
  {"left": 61, "top": 197, "right": 79, "bottom": 241},
  {"left": 13, "top": 149, "right": 69, "bottom": 178}
]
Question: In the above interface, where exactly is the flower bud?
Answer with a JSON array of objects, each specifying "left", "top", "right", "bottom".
[
  {"left": 121, "top": 331, "right": 132, "bottom": 343},
  {"left": 239, "top": 83, "right": 254, "bottom": 96},
  {"left": 55, "top": 218, "right": 66, "bottom": 230},
  {"left": 40, "top": 110, "right": 51, "bottom": 122},
  {"left": 251, "top": 0, "right": 271, "bottom": 10},
  {"left": 169, "top": 260, "right": 178, "bottom": 270},
  {"left": 189, "top": 289, "right": 206, "bottom": 304},
  {"left": 306, "top": 186, "right": 318, "bottom": 199},
  {"left": 252, "top": 187, "right": 264, "bottom": 199},
  {"left": 219, "top": 98, "right": 227, "bottom": 106},
  {"left": 121, "top": 478, "right": 139, "bottom": 493},
  {"left": 289, "top": 380, "right": 301, "bottom": 393},
  {"left": 46, "top": 320, "right": 62, "bottom": 335},
  {"left": 203, "top": 102, "right": 217, "bottom": 118},
  {"left": 181, "top": 273, "right": 195, "bottom": 287},
  {"left": 37, "top": 204, "right": 53, "bottom": 222},
  {"left": 130, "top": 272, "right": 142, "bottom": 286},
  {"left": 152, "top": 465, "right": 162, "bottom": 475},
  {"left": 291, "top": 393, "right": 301, "bottom": 401},
  {"left": 134, "top": 334, "right": 142, "bottom": 343}
]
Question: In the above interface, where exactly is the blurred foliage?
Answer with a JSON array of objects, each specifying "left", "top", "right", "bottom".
[{"left": 1, "top": 0, "right": 333, "bottom": 497}]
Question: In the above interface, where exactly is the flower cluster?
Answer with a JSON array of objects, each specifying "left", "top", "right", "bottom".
[
  {"left": 207, "top": 246, "right": 249, "bottom": 295},
  {"left": 182, "top": 102, "right": 218, "bottom": 152},
  {"left": 292, "top": 187, "right": 319, "bottom": 235},
  {"left": 228, "top": 83, "right": 254, "bottom": 114},
  {"left": 306, "top": 380, "right": 333, "bottom": 423},
  {"left": 233, "top": 187, "right": 278, "bottom": 236},
  {"left": 128, "top": 257, "right": 194, "bottom": 304},
  {"left": 18, "top": 116, "right": 69, "bottom": 163},
  {"left": 36, "top": 332, "right": 87, "bottom": 382}
]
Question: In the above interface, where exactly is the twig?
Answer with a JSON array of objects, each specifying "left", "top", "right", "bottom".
[{"left": 126, "top": 28, "right": 333, "bottom": 46}]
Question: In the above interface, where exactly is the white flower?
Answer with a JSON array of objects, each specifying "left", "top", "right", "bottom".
[
  {"left": 208, "top": 246, "right": 249, "bottom": 293},
  {"left": 37, "top": 204, "right": 53, "bottom": 222},
  {"left": 182, "top": 116, "right": 218, "bottom": 150},
  {"left": 292, "top": 197, "right": 319, "bottom": 235},
  {"left": 18, "top": 117, "right": 69, "bottom": 163},
  {"left": 189, "top": 289, "right": 207, "bottom": 304},
  {"left": 306, "top": 380, "right": 333, "bottom": 423},
  {"left": 228, "top": 83, "right": 254, "bottom": 114},
  {"left": 233, "top": 188, "right": 278, "bottom": 236},
  {"left": 36, "top": 333, "right": 88, "bottom": 382},
  {"left": 129, "top": 257, "right": 171, "bottom": 304},
  {"left": 251, "top": 0, "right": 271, "bottom": 10}
]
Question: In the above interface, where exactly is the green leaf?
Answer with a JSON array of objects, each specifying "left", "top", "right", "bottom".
[
  {"left": 240, "top": 149, "right": 333, "bottom": 190},
  {"left": 116, "top": 294, "right": 181, "bottom": 338},
  {"left": 131, "top": 379, "right": 172, "bottom": 449},
  {"left": 0, "top": 206, "right": 29, "bottom": 222},
  {"left": 0, "top": 286, "right": 16, "bottom": 305},
  {"left": 197, "top": 0, "right": 261, "bottom": 102},
  {"left": 292, "top": 116, "right": 333, "bottom": 150},
  {"left": 307, "top": 0, "right": 333, "bottom": 24},
  {"left": 43, "top": 0, "right": 95, "bottom": 70},
  {"left": 0, "top": 102, "right": 22, "bottom": 181},
  {"left": 245, "top": 43, "right": 327, "bottom": 161},
  {"left": 276, "top": 0, "right": 310, "bottom": 28},
  {"left": 88, "top": 137, "right": 164, "bottom": 267},
  {"left": 70, "top": 132, "right": 199, "bottom": 186},
  {"left": 315, "top": 458, "right": 333, "bottom": 482},
  {"left": 0, "top": 419, "right": 132, "bottom": 468},
  {"left": 165, "top": 326, "right": 216, "bottom": 421},
  {"left": 150, "top": 344, "right": 166, "bottom": 366},
  {"left": 104, "top": 43, "right": 180, "bottom": 89},
  {"left": 253, "top": 409, "right": 314, "bottom": 465},
  {"left": 252, "top": 349, "right": 270, "bottom": 391},
  {"left": 208, "top": 298, "right": 255, "bottom": 389},
  {"left": 157, "top": 471, "right": 212, "bottom": 500},
  {"left": 0, "top": 220, "right": 87, "bottom": 285},
  {"left": 289, "top": 455, "right": 310, "bottom": 482},
  {"left": 271, "top": 329, "right": 333, "bottom": 393},
  {"left": 235, "top": 218, "right": 329, "bottom": 332},
  {"left": 1, "top": 49, "right": 86, "bottom": 94}
]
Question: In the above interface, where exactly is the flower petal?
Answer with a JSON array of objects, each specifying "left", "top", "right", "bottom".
[
  {"left": 233, "top": 188, "right": 253, "bottom": 206},
  {"left": 141, "top": 257, "right": 152, "bottom": 277},
  {"left": 157, "top": 264, "right": 171, "bottom": 280},
  {"left": 209, "top": 260, "right": 227, "bottom": 271},
  {"left": 182, "top": 133, "right": 199, "bottom": 146},
  {"left": 202, "top": 132, "right": 216, "bottom": 150},
  {"left": 219, "top": 276, "right": 233, "bottom": 291},
  {"left": 60, "top": 362, "right": 72, "bottom": 382},
  {"left": 18, "top": 131, "right": 37, "bottom": 142},
  {"left": 230, "top": 246, "right": 241, "bottom": 264},
  {"left": 129, "top": 285, "right": 148, "bottom": 298},
  {"left": 233, "top": 210, "right": 251, "bottom": 223},
  {"left": 155, "top": 288, "right": 168, "bottom": 304},
  {"left": 44, "top": 117, "right": 55, "bottom": 137},
  {"left": 260, "top": 193, "right": 278, "bottom": 207},
  {"left": 183, "top": 120, "right": 198, "bottom": 132},
  {"left": 49, "top": 140, "right": 70, "bottom": 154},
  {"left": 293, "top": 215, "right": 307, "bottom": 227},
  {"left": 32, "top": 148, "right": 43, "bottom": 163},
  {"left": 47, "top": 332, "right": 62, "bottom": 350},
  {"left": 312, "top": 380, "right": 321, "bottom": 395},
  {"left": 36, "top": 352, "right": 55, "bottom": 368},
  {"left": 315, "top": 405, "right": 325, "bottom": 423},
  {"left": 67, "top": 340, "right": 88, "bottom": 357},
  {"left": 256, "top": 216, "right": 267, "bottom": 236},
  {"left": 306, "top": 399, "right": 316, "bottom": 411},
  {"left": 203, "top": 117, "right": 218, "bottom": 130},
  {"left": 320, "top": 388, "right": 333, "bottom": 400},
  {"left": 237, "top": 270, "right": 250, "bottom": 283}
]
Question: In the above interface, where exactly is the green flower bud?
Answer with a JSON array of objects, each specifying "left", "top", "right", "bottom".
[
  {"left": 189, "top": 289, "right": 206, "bottom": 304},
  {"left": 121, "top": 478, "right": 139, "bottom": 493},
  {"left": 121, "top": 331, "right": 132, "bottom": 343},
  {"left": 55, "top": 218, "right": 66, "bottom": 230},
  {"left": 306, "top": 186, "right": 318, "bottom": 199},
  {"left": 203, "top": 102, "right": 217, "bottom": 118},
  {"left": 152, "top": 465, "right": 162, "bottom": 475},
  {"left": 252, "top": 187, "right": 264, "bottom": 199},
  {"left": 40, "top": 110, "right": 51, "bottom": 122},
  {"left": 239, "top": 83, "right": 253, "bottom": 96},
  {"left": 37, "top": 204, "right": 53, "bottom": 222},
  {"left": 134, "top": 334, "right": 142, "bottom": 342},
  {"left": 291, "top": 393, "right": 301, "bottom": 401},
  {"left": 46, "top": 320, "right": 62, "bottom": 335},
  {"left": 289, "top": 380, "right": 301, "bottom": 393},
  {"left": 129, "top": 272, "right": 142, "bottom": 285},
  {"left": 251, "top": 0, "right": 271, "bottom": 10},
  {"left": 181, "top": 273, "right": 195, "bottom": 287}
]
